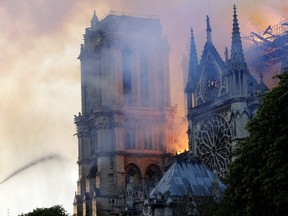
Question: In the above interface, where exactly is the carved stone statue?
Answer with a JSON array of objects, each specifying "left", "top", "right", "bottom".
[{"left": 126, "top": 176, "right": 135, "bottom": 209}]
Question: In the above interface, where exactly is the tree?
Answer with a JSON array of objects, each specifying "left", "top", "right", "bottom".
[
  {"left": 217, "top": 71, "right": 288, "bottom": 216},
  {"left": 19, "top": 205, "right": 70, "bottom": 216}
]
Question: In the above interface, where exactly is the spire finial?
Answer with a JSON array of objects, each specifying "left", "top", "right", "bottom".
[
  {"left": 232, "top": 4, "right": 239, "bottom": 36},
  {"left": 91, "top": 10, "right": 99, "bottom": 30},
  {"left": 187, "top": 26, "right": 198, "bottom": 92},
  {"left": 230, "top": 4, "right": 244, "bottom": 62},
  {"left": 189, "top": 27, "right": 198, "bottom": 65},
  {"left": 206, "top": 15, "right": 212, "bottom": 44}
]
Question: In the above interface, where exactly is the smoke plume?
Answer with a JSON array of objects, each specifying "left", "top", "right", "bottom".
[{"left": 0, "top": 0, "right": 285, "bottom": 215}]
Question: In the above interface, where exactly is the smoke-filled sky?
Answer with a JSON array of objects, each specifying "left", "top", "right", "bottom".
[{"left": 0, "top": 0, "right": 287, "bottom": 215}]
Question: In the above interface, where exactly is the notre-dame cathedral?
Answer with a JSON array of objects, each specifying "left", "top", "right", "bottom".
[{"left": 73, "top": 5, "right": 267, "bottom": 216}]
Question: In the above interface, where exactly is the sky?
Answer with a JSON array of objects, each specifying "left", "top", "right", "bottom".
[{"left": 0, "top": 0, "right": 287, "bottom": 215}]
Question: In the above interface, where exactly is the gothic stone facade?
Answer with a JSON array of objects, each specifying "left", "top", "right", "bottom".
[
  {"left": 185, "top": 6, "right": 267, "bottom": 178},
  {"left": 73, "top": 11, "right": 175, "bottom": 216}
]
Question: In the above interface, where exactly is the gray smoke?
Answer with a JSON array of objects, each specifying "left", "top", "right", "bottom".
[{"left": 0, "top": 154, "right": 62, "bottom": 185}]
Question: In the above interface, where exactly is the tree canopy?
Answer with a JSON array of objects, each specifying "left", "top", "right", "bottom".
[
  {"left": 217, "top": 71, "right": 288, "bottom": 216},
  {"left": 19, "top": 205, "right": 70, "bottom": 216}
]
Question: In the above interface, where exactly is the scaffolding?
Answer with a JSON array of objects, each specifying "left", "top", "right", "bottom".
[{"left": 243, "top": 18, "right": 288, "bottom": 71}]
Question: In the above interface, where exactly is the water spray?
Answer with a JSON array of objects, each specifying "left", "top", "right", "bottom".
[{"left": 0, "top": 154, "right": 62, "bottom": 185}]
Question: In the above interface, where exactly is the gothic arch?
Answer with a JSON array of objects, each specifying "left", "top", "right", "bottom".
[
  {"left": 144, "top": 164, "right": 163, "bottom": 187},
  {"left": 235, "top": 111, "right": 241, "bottom": 119},
  {"left": 125, "top": 163, "right": 142, "bottom": 189},
  {"left": 242, "top": 110, "right": 250, "bottom": 119}
]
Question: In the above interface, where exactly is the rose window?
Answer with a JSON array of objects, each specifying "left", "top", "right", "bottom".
[{"left": 195, "top": 115, "right": 232, "bottom": 177}]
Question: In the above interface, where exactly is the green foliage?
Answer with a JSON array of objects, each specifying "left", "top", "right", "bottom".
[
  {"left": 217, "top": 71, "right": 288, "bottom": 216},
  {"left": 19, "top": 205, "right": 69, "bottom": 216}
]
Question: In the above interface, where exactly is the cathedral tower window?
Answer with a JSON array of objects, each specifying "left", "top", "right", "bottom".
[
  {"left": 122, "top": 48, "right": 132, "bottom": 105},
  {"left": 140, "top": 53, "right": 149, "bottom": 106},
  {"left": 125, "top": 122, "right": 136, "bottom": 150},
  {"left": 126, "top": 127, "right": 132, "bottom": 149},
  {"left": 153, "top": 127, "right": 160, "bottom": 150},
  {"left": 94, "top": 51, "right": 101, "bottom": 107},
  {"left": 148, "top": 126, "right": 153, "bottom": 150},
  {"left": 144, "top": 125, "right": 148, "bottom": 149}
]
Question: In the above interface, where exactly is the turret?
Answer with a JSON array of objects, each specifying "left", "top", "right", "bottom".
[
  {"left": 91, "top": 10, "right": 99, "bottom": 31},
  {"left": 187, "top": 28, "right": 198, "bottom": 91},
  {"left": 185, "top": 28, "right": 199, "bottom": 110}
]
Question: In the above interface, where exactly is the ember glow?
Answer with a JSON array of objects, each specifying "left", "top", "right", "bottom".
[{"left": 0, "top": 0, "right": 286, "bottom": 215}]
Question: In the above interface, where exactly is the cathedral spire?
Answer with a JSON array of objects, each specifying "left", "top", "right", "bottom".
[
  {"left": 229, "top": 4, "right": 248, "bottom": 96},
  {"left": 188, "top": 27, "right": 198, "bottom": 90},
  {"left": 91, "top": 10, "right": 99, "bottom": 31},
  {"left": 206, "top": 16, "right": 212, "bottom": 44},
  {"left": 185, "top": 27, "right": 199, "bottom": 111},
  {"left": 230, "top": 4, "right": 244, "bottom": 62}
]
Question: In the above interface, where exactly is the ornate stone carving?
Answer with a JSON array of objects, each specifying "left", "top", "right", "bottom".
[
  {"left": 95, "top": 116, "right": 111, "bottom": 129},
  {"left": 142, "top": 200, "right": 152, "bottom": 216},
  {"left": 195, "top": 114, "right": 232, "bottom": 177}
]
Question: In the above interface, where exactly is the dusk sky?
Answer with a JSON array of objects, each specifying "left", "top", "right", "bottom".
[{"left": 0, "top": 0, "right": 287, "bottom": 215}]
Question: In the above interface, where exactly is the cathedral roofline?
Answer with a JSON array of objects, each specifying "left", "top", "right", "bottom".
[
  {"left": 86, "top": 10, "right": 160, "bottom": 34},
  {"left": 150, "top": 152, "right": 225, "bottom": 198},
  {"left": 187, "top": 94, "right": 258, "bottom": 120},
  {"left": 199, "top": 43, "right": 226, "bottom": 72},
  {"left": 81, "top": 11, "right": 167, "bottom": 57}
]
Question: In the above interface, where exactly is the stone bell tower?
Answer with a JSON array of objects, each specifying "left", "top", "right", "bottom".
[{"left": 73, "top": 10, "right": 175, "bottom": 216}]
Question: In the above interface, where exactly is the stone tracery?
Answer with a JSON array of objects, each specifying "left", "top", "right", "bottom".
[{"left": 195, "top": 115, "right": 232, "bottom": 177}]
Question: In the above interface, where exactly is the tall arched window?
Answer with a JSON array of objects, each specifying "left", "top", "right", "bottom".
[
  {"left": 240, "top": 70, "right": 244, "bottom": 94},
  {"left": 125, "top": 163, "right": 142, "bottom": 189},
  {"left": 235, "top": 70, "right": 239, "bottom": 94},
  {"left": 140, "top": 53, "right": 149, "bottom": 106},
  {"left": 145, "top": 164, "right": 162, "bottom": 187},
  {"left": 125, "top": 121, "right": 136, "bottom": 150},
  {"left": 122, "top": 48, "right": 132, "bottom": 105}
]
